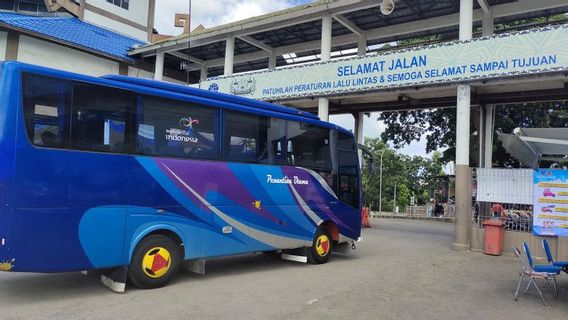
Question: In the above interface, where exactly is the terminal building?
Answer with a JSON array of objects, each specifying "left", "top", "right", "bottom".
[
  {"left": 0, "top": 0, "right": 187, "bottom": 80},
  {"left": 1, "top": 0, "right": 568, "bottom": 257}
]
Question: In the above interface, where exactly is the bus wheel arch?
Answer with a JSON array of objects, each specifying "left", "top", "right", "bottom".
[
  {"left": 128, "top": 233, "right": 182, "bottom": 289},
  {"left": 319, "top": 220, "right": 339, "bottom": 242}
]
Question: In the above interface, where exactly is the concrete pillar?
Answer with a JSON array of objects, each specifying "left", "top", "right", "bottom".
[
  {"left": 357, "top": 36, "right": 366, "bottom": 56},
  {"left": 200, "top": 64, "right": 208, "bottom": 81},
  {"left": 355, "top": 112, "right": 365, "bottom": 165},
  {"left": 355, "top": 112, "right": 365, "bottom": 146},
  {"left": 478, "top": 106, "right": 484, "bottom": 167},
  {"left": 318, "top": 14, "right": 332, "bottom": 122},
  {"left": 268, "top": 52, "right": 277, "bottom": 70},
  {"left": 318, "top": 98, "right": 329, "bottom": 122},
  {"left": 453, "top": 0, "right": 473, "bottom": 251},
  {"left": 321, "top": 14, "right": 332, "bottom": 61},
  {"left": 484, "top": 105, "right": 495, "bottom": 168},
  {"left": 482, "top": 7, "right": 494, "bottom": 37},
  {"left": 224, "top": 36, "right": 235, "bottom": 76},
  {"left": 154, "top": 51, "right": 164, "bottom": 81}
]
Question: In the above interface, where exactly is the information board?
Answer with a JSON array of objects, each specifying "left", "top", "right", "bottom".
[{"left": 533, "top": 169, "right": 568, "bottom": 237}]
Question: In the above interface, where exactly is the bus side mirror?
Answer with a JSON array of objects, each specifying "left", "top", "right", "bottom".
[
  {"left": 358, "top": 144, "right": 377, "bottom": 175},
  {"left": 368, "top": 158, "right": 377, "bottom": 175}
]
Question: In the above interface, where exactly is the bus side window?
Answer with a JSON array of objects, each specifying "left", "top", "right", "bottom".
[
  {"left": 286, "top": 121, "right": 333, "bottom": 171},
  {"left": 223, "top": 110, "right": 286, "bottom": 165},
  {"left": 135, "top": 95, "right": 220, "bottom": 160},
  {"left": 287, "top": 122, "right": 337, "bottom": 190},
  {"left": 70, "top": 84, "right": 131, "bottom": 154},
  {"left": 22, "top": 73, "right": 71, "bottom": 149}
]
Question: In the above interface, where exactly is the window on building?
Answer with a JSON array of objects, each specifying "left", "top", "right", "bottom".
[
  {"left": 135, "top": 96, "right": 220, "bottom": 160},
  {"left": 223, "top": 110, "right": 286, "bottom": 165},
  {"left": 0, "top": 0, "right": 15, "bottom": 11},
  {"left": 18, "top": 1, "right": 40, "bottom": 14},
  {"left": 107, "top": 0, "right": 128, "bottom": 10},
  {"left": 70, "top": 84, "right": 132, "bottom": 153},
  {"left": 22, "top": 73, "right": 72, "bottom": 149}
]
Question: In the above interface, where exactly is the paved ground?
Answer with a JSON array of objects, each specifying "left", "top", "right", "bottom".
[{"left": 1, "top": 218, "right": 567, "bottom": 320}]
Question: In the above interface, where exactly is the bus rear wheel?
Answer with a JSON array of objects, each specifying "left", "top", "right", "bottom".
[
  {"left": 128, "top": 234, "right": 181, "bottom": 289},
  {"left": 308, "top": 227, "right": 333, "bottom": 264}
]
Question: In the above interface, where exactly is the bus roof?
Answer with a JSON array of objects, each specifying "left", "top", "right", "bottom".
[
  {"left": 4, "top": 62, "right": 353, "bottom": 136},
  {"left": 103, "top": 75, "right": 320, "bottom": 121}
]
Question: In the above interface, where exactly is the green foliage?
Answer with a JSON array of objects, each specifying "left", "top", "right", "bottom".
[
  {"left": 379, "top": 101, "right": 568, "bottom": 166},
  {"left": 361, "top": 138, "right": 445, "bottom": 211}
]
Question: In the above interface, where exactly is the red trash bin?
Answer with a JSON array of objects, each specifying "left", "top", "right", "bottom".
[{"left": 483, "top": 219, "right": 505, "bottom": 256}]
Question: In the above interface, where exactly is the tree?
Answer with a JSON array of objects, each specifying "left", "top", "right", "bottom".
[
  {"left": 379, "top": 101, "right": 568, "bottom": 167},
  {"left": 361, "top": 138, "right": 446, "bottom": 211}
]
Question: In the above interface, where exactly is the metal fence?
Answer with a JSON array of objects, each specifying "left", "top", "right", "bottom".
[{"left": 473, "top": 202, "right": 533, "bottom": 232}]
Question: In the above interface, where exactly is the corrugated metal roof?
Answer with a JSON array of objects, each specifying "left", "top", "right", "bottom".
[{"left": 0, "top": 12, "right": 145, "bottom": 62}]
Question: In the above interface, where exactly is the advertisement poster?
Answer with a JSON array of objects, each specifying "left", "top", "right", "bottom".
[{"left": 533, "top": 169, "right": 568, "bottom": 236}]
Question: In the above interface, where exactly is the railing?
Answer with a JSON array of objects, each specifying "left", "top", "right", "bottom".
[
  {"left": 473, "top": 202, "right": 533, "bottom": 232},
  {"left": 372, "top": 204, "right": 455, "bottom": 221}
]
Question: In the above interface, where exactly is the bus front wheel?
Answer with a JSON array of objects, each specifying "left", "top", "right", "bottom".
[
  {"left": 128, "top": 234, "right": 181, "bottom": 289},
  {"left": 307, "top": 227, "right": 333, "bottom": 264}
]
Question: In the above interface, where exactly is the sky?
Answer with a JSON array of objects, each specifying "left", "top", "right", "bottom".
[{"left": 154, "top": 0, "right": 431, "bottom": 158}]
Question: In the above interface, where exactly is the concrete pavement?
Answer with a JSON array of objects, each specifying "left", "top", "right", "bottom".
[{"left": 0, "top": 218, "right": 567, "bottom": 319}]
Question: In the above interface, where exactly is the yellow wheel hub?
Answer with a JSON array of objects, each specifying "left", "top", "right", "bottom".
[
  {"left": 315, "top": 235, "right": 331, "bottom": 257},
  {"left": 142, "top": 247, "right": 171, "bottom": 278}
]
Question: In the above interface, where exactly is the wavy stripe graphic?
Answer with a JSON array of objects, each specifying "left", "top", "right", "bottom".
[
  {"left": 162, "top": 163, "right": 310, "bottom": 249},
  {"left": 296, "top": 167, "right": 338, "bottom": 199},
  {"left": 289, "top": 184, "right": 323, "bottom": 226}
]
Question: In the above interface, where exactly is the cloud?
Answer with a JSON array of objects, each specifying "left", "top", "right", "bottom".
[{"left": 154, "top": 0, "right": 311, "bottom": 36}]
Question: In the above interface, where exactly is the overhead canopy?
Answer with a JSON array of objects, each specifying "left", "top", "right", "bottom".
[
  {"left": 498, "top": 128, "right": 568, "bottom": 168},
  {"left": 129, "top": 0, "right": 568, "bottom": 79}
]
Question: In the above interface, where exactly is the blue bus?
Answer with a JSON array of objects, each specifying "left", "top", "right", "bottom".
[{"left": 0, "top": 62, "right": 362, "bottom": 291}]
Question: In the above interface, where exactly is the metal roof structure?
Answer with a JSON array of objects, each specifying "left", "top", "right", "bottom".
[
  {"left": 130, "top": 0, "right": 568, "bottom": 79},
  {"left": 0, "top": 12, "right": 144, "bottom": 62},
  {"left": 498, "top": 128, "right": 568, "bottom": 168}
]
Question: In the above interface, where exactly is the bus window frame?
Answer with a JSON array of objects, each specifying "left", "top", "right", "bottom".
[{"left": 19, "top": 70, "right": 359, "bottom": 179}]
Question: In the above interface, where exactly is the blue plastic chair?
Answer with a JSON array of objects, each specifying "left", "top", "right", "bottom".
[
  {"left": 513, "top": 247, "right": 558, "bottom": 306},
  {"left": 542, "top": 239, "right": 568, "bottom": 272},
  {"left": 523, "top": 242, "right": 562, "bottom": 274}
]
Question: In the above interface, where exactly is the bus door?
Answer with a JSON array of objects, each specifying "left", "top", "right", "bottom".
[
  {"left": 14, "top": 73, "right": 82, "bottom": 271},
  {"left": 66, "top": 83, "right": 132, "bottom": 269}
]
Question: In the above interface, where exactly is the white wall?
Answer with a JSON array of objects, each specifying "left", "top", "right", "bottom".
[
  {"left": 18, "top": 36, "right": 120, "bottom": 77},
  {"left": 477, "top": 168, "right": 534, "bottom": 205},
  {"left": 85, "top": 0, "right": 149, "bottom": 26},
  {"left": 83, "top": 0, "right": 149, "bottom": 41},
  {"left": 84, "top": 10, "right": 147, "bottom": 41},
  {"left": 0, "top": 32, "right": 6, "bottom": 61}
]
